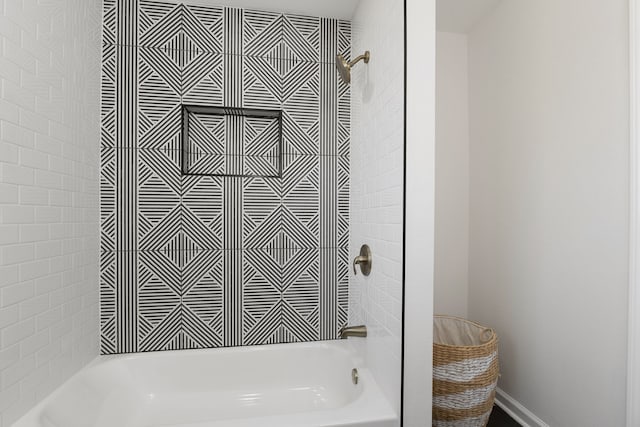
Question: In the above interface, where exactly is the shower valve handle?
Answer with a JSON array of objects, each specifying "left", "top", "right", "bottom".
[
  {"left": 352, "top": 245, "right": 372, "bottom": 276},
  {"left": 353, "top": 256, "right": 367, "bottom": 274}
]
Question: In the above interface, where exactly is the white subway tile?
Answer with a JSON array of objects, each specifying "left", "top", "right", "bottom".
[
  {"left": 35, "top": 306, "right": 62, "bottom": 332},
  {"left": 18, "top": 294, "right": 49, "bottom": 320},
  {"left": 4, "top": 31, "right": 37, "bottom": 71},
  {"left": 34, "top": 134, "right": 62, "bottom": 157},
  {"left": 18, "top": 259, "right": 49, "bottom": 281},
  {"left": 0, "top": 383, "right": 20, "bottom": 412},
  {"left": 1, "top": 79, "right": 36, "bottom": 111},
  {"left": 0, "top": 225, "right": 19, "bottom": 245},
  {"left": 0, "top": 266, "right": 19, "bottom": 289},
  {"left": 35, "top": 97, "right": 64, "bottom": 123},
  {"left": 34, "top": 169, "right": 63, "bottom": 190},
  {"left": 0, "top": 183, "right": 18, "bottom": 204},
  {"left": 1, "top": 318, "right": 35, "bottom": 347},
  {"left": 0, "top": 305, "right": 19, "bottom": 329},
  {"left": 1, "top": 120, "right": 35, "bottom": 148},
  {"left": 19, "top": 330, "right": 49, "bottom": 357},
  {"left": 49, "top": 156, "right": 73, "bottom": 176},
  {"left": 49, "top": 190, "right": 71, "bottom": 207},
  {"left": 0, "top": 142, "right": 19, "bottom": 164},
  {"left": 19, "top": 109, "right": 48, "bottom": 136},
  {"left": 1, "top": 281, "right": 35, "bottom": 307},
  {"left": 48, "top": 223, "right": 72, "bottom": 240},
  {"left": 34, "top": 241, "right": 62, "bottom": 259},
  {"left": 1, "top": 244, "right": 35, "bottom": 266},
  {"left": 18, "top": 186, "right": 48, "bottom": 206},
  {"left": 19, "top": 364, "right": 50, "bottom": 399},
  {"left": 1, "top": 163, "right": 34, "bottom": 186},
  {"left": 49, "top": 285, "right": 70, "bottom": 308},
  {"left": 0, "top": 56, "right": 21, "bottom": 84},
  {"left": 0, "top": 99, "right": 21, "bottom": 123},
  {"left": 20, "top": 32, "right": 53, "bottom": 74},
  {"left": 19, "top": 147, "right": 48, "bottom": 170},
  {"left": 0, "top": 342, "right": 20, "bottom": 373},
  {"left": 349, "top": 0, "right": 404, "bottom": 414},
  {"left": 49, "top": 317, "right": 72, "bottom": 341},
  {"left": 0, "top": 14, "right": 21, "bottom": 42},
  {"left": 34, "top": 206, "right": 61, "bottom": 223},
  {"left": 48, "top": 121, "right": 69, "bottom": 143},
  {"left": 19, "top": 70, "right": 50, "bottom": 100},
  {"left": 1, "top": 354, "right": 36, "bottom": 388},
  {"left": 19, "top": 224, "right": 49, "bottom": 243},
  {"left": 34, "top": 339, "right": 60, "bottom": 370}
]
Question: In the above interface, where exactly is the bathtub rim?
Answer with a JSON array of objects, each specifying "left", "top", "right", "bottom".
[{"left": 11, "top": 340, "right": 398, "bottom": 427}]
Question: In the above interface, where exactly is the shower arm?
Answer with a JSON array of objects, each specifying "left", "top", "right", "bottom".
[{"left": 349, "top": 51, "right": 370, "bottom": 67}]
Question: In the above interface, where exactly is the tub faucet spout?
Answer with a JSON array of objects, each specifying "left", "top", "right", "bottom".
[{"left": 339, "top": 325, "right": 367, "bottom": 339}]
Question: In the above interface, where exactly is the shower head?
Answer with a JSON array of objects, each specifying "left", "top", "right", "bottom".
[{"left": 336, "top": 51, "right": 370, "bottom": 84}]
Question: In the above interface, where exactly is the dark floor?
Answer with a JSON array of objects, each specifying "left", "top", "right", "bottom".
[{"left": 487, "top": 405, "right": 521, "bottom": 427}]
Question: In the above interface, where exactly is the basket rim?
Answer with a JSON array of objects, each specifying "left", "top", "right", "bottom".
[{"left": 433, "top": 315, "right": 497, "bottom": 349}]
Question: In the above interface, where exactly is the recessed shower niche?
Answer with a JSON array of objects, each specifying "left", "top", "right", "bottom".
[{"left": 181, "top": 105, "right": 283, "bottom": 178}]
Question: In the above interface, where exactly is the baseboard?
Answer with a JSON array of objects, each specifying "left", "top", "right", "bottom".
[{"left": 494, "top": 388, "right": 550, "bottom": 427}]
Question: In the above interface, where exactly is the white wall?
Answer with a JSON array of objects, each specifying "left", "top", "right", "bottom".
[
  {"left": 0, "top": 0, "right": 102, "bottom": 425},
  {"left": 404, "top": 0, "right": 435, "bottom": 424},
  {"left": 435, "top": 31, "right": 469, "bottom": 319},
  {"left": 349, "top": 0, "right": 405, "bottom": 418},
  {"left": 467, "top": 1, "right": 629, "bottom": 425}
]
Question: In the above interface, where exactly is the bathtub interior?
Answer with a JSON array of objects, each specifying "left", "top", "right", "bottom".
[{"left": 22, "top": 342, "right": 395, "bottom": 427}]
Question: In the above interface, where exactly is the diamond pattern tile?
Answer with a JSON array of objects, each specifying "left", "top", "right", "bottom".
[{"left": 100, "top": 0, "right": 350, "bottom": 353}]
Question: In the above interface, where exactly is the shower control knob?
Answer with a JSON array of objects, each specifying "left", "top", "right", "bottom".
[{"left": 353, "top": 244, "right": 372, "bottom": 276}]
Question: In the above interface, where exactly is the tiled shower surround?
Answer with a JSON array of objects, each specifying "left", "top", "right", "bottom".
[{"left": 100, "top": 0, "right": 351, "bottom": 353}]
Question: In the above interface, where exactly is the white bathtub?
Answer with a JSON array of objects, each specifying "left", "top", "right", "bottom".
[{"left": 12, "top": 341, "right": 397, "bottom": 427}]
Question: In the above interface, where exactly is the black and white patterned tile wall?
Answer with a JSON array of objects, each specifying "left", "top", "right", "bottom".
[{"left": 100, "top": 0, "right": 350, "bottom": 354}]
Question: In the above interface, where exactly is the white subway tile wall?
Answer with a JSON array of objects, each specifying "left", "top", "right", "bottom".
[
  {"left": 349, "top": 0, "right": 405, "bottom": 418},
  {"left": 0, "top": 0, "right": 102, "bottom": 425}
]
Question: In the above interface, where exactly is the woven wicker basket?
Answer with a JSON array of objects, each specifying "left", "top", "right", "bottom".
[{"left": 433, "top": 316, "right": 499, "bottom": 427}]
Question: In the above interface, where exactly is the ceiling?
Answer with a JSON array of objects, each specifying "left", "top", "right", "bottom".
[
  {"left": 437, "top": 0, "right": 502, "bottom": 33},
  {"left": 169, "top": 0, "right": 360, "bottom": 20}
]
